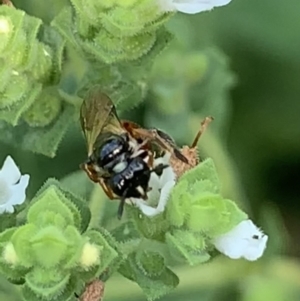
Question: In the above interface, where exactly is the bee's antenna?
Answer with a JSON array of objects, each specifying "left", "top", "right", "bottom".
[{"left": 191, "top": 116, "right": 214, "bottom": 148}]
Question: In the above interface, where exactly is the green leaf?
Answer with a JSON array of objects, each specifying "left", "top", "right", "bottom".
[
  {"left": 0, "top": 213, "right": 17, "bottom": 232},
  {"left": 0, "top": 227, "right": 17, "bottom": 244},
  {"left": 111, "top": 220, "right": 141, "bottom": 244},
  {"left": 94, "top": 226, "right": 127, "bottom": 280},
  {"left": 40, "top": 25, "right": 66, "bottom": 83},
  {"left": 25, "top": 268, "right": 70, "bottom": 299},
  {"left": 0, "top": 7, "right": 22, "bottom": 53},
  {"left": 135, "top": 250, "right": 165, "bottom": 278},
  {"left": 22, "top": 274, "right": 78, "bottom": 301},
  {"left": 11, "top": 224, "right": 40, "bottom": 268},
  {"left": 217, "top": 198, "right": 248, "bottom": 236},
  {"left": 81, "top": 30, "right": 157, "bottom": 63},
  {"left": 27, "top": 186, "right": 77, "bottom": 227},
  {"left": 100, "top": 4, "right": 170, "bottom": 37},
  {"left": 109, "top": 80, "right": 146, "bottom": 112},
  {"left": 0, "top": 259, "right": 27, "bottom": 284},
  {"left": 30, "top": 226, "right": 69, "bottom": 268},
  {"left": 165, "top": 232, "right": 210, "bottom": 266},
  {"left": 0, "top": 228, "right": 28, "bottom": 283},
  {"left": 119, "top": 254, "right": 179, "bottom": 301},
  {"left": 62, "top": 226, "right": 84, "bottom": 269},
  {"left": 35, "top": 178, "right": 91, "bottom": 233},
  {"left": 0, "top": 104, "right": 75, "bottom": 157},
  {"left": 51, "top": 7, "right": 84, "bottom": 54},
  {"left": 132, "top": 27, "right": 174, "bottom": 67},
  {"left": 179, "top": 158, "right": 220, "bottom": 192},
  {"left": 57, "top": 186, "right": 91, "bottom": 233},
  {"left": 0, "top": 83, "right": 42, "bottom": 126},
  {"left": 166, "top": 180, "right": 192, "bottom": 227},
  {"left": 186, "top": 194, "right": 227, "bottom": 232},
  {"left": 127, "top": 206, "right": 169, "bottom": 240},
  {"left": 22, "top": 86, "right": 62, "bottom": 127}
]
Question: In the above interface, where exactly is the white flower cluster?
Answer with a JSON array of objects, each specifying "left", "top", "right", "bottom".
[
  {"left": 157, "top": 0, "right": 232, "bottom": 14},
  {"left": 0, "top": 156, "right": 29, "bottom": 214}
]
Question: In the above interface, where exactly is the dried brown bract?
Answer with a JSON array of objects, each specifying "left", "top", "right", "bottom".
[
  {"left": 169, "top": 116, "right": 213, "bottom": 179},
  {"left": 80, "top": 279, "right": 105, "bottom": 301},
  {"left": 1, "top": 0, "right": 14, "bottom": 7}
]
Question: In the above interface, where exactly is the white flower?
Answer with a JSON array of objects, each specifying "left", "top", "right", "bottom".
[
  {"left": 128, "top": 153, "right": 176, "bottom": 217},
  {"left": 213, "top": 220, "right": 268, "bottom": 261},
  {"left": 157, "top": 0, "right": 231, "bottom": 14},
  {"left": 0, "top": 156, "right": 30, "bottom": 214}
]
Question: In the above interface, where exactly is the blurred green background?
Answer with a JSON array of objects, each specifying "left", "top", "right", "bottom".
[{"left": 1, "top": 0, "right": 300, "bottom": 300}]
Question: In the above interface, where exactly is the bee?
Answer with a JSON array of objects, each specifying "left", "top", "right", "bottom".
[{"left": 80, "top": 87, "right": 189, "bottom": 218}]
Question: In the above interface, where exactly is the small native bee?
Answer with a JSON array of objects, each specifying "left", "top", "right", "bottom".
[{"left": 80, "top": 87, "right": 189, "bottom": 218}]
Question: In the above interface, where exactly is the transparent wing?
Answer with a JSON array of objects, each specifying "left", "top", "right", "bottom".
[{"left": 80, "top": 87, "right": 125, "bottom": 156}]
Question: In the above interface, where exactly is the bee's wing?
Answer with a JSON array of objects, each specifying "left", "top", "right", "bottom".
[{"left": 80, "top": 88, "right": 125, "bottom": 156}]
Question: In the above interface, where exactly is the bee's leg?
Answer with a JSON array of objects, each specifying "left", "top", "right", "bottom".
[
  {"left": 132, "top": 128, "right": 189, "bottom": 164},
  {"left": 191, "top": 116, "right": 214, "bottom": 148},
  {"left": 137, "top": 149, "right": 154, "bottom": 167},
  {"left": 98, "top": 178, "right": 115, "bottom": 199},
  {"left": 80, "top": 162, "right": 99, "bottom": 183},
  {"left": 148, "top": 151, "right": 154, "bottom": 167},
  {"left": 117, "top": 188, "right": 129, "bottom": 220}
]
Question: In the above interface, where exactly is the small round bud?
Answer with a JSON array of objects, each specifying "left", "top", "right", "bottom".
[
  {"left": 3, "top": 242, "right": 18, "bottom": 265},
  {"left": 0, "top": 17, "right": 12, "bottom": 34},
  {"left": 79, "top": 242, "right": 101, "bottom": 270}
]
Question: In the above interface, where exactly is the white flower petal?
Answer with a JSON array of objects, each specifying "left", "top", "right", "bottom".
[
  {"left": 8, "top": 174, "right": 30, "bottom": 206},
  {"left": 153, "top": 152, "right": 171, "bottom": 166},
  {"left": 159, "top": 166, "right": 176, "bottom": 188},
  {"left": 157, "top": 0, "right": 232, "bottom": 14},
  {"left": 213, "top": 220, "right": 268, "bottom": 261},
  {"left": 149, "top": 172, "right": 160, "bottom": 190},
  {"left": 0, "top": 156, "right": 21, "bottom": 185},
  {"left": 243, "top": 235, "right": 268, "bottom": 261},
  {"left": 0, "top": 203, "right": 14, "bottom": 214},
  {"left": 174, "top": 1, "right": 214, "bottom": 14},
  {"left": 130, "top": 180, "right": 176, "bottom": 217},
  {"left": 131, "top": 198, "right": 159, "bottom": 216},
  {"left": 153, "top": 152, "right": 175, "bottom": 188},
  {"left": 212, "top": 0, "right": 231, "bottom": 6},
  {"left": 146, "top": 188, "right": 160, "bottom": 206},
  {"left": 156, "top": 180, "right": 176, "bottom": 211},
  {"left": 0, "top": 156, "right": 29, "bottom": 215}
]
